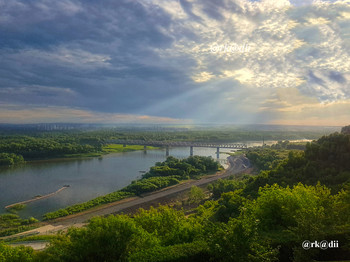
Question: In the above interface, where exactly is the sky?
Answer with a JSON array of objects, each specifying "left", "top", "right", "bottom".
[{"left": 0, "top": 0, "right": 349, "bottom": 126}]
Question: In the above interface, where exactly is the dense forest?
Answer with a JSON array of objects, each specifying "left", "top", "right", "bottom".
[
  {"left": 0, "top": 135, "right": 101, "bottom": 164},
  {"left": 245, "top": 133, "right": 350, "bottom": 195},
  {"left": 1, "top": 131, "right": 349, "bottom": 261}
]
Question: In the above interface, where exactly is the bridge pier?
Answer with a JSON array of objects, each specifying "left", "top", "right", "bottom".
[
  {"left": 216, "top": 147, "right": 220, "bottom": 158},
  {"left": 190, "top": 146, "right": 193, "bottom": 156},
  {"left": 166, "top": 146, "right": 169, "bottom": 157},
  {"left": 143, "top": 145, "right": 147, "bottom": 154}
]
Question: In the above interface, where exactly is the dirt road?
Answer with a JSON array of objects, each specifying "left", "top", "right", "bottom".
[{"left": 4, "top": 155, "right": 251, "bottom": 246}]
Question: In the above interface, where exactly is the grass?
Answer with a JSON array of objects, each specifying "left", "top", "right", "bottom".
[
  {"left": 62, "top": 144, "right": 159, "bottom": 158},
  {"left": 63, "top": 152, "right": 103, "bottom": 158},
  {"left": 5, "top": 234, "right": 58, "bottom": 244},
  {"left": 102, "top": 144, "right": 159, "bottom": 153},
  {"left": 229, "top": 150, "right": 246, "bottom": 156},
  {"left": 43, "top": 191, "right": 133, "bottom": 220},
  {"left": 0, "top": 214, "right": 38, "bottom": 237},
  {"left": 7, "top": 204, "right": 26, "bottom": 213}
]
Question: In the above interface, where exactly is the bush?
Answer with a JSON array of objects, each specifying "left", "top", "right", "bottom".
[
  {"left": 43, "top": 191, "right": 132, "bottom": 220},
  {"left": 122, "top": 176, "right": 180, "bottom": 195}
]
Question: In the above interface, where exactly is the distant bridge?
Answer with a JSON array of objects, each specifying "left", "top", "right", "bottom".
[{"left": 106, "top": 139, "right": 248, "bottom": 158}]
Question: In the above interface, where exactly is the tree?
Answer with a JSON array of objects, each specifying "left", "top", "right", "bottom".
[
  {"left": 187, "top": 186, "right": 205, "bottom": 205},
  {"left": 39, "top": 215, "right": 158, "bottom": 262},
  {"left": 0, "top": 243, "right": 34, "bottom": 262},
  {"left": 341, "top": 125, "right": 350, "bottom": 134},
  {"left": 207, "top": 218, "right": 278, "bottom": 262}
]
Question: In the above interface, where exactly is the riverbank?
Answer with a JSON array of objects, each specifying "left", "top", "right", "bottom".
[
  {"left": 62, "top": 144, "right": 159, "bottom": 158},
  {"left": 0, "top": 145, "right": 160, "bottom": 169},
  {"left": 1, "top": 155, "right": 251, "bottom": 243},
  {"left": 42, "top": 156, "right": 222, "bottom": 220}
]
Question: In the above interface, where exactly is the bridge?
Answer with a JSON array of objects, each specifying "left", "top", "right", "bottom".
[{"left": 106, "top": 139, "right": 248, "bottom": 158}]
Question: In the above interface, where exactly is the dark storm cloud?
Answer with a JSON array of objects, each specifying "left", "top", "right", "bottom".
[
  {"left": 0, "top": 0, "right": 200, "bottom": 116},
  {"left": 0, "top": 1, "right": 173, "bottom": 49}
]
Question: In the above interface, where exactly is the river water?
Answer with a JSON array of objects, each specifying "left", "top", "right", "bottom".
[{"left": 0, "top": 141, "right": 285, "bottom": 219}]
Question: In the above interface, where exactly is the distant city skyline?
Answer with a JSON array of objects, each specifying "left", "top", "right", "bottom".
[{"left": 0, "top": 0, "right": 349, "bottom": 126}]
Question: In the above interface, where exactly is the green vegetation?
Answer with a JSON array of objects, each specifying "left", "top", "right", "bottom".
[
  {"left": 245, "top": 140, "right": 306, "bottom": 172},
  {"left": 0, "top": 136, "right": 100, "bottom": 160},
  {"left": 208, "top": 178, "right": 247, "bottom": 199},
  {"left": 145, "top": 156, "right": 221, "bottom": 178},
  {"left": 43, "top": 191, "right": 133, "bottom": 220},
  {"left": 0, "top": 153, "right": 24, "bottom": 167},
  {"left": 123, "top": 156, "right": 220, "bottom": 196},
  {"left": 341, "top": 125, "right": 350, "bottom": 134},
  {"left": 89, "top": 127, "right": 334, "bottom": 142},
  {"left": 0, "top": 242, "right": 34, "bottom": 262},
  {"left": 187, "top": 186, "right": 206, "bottom": 205},
  {"left": 103, "top": 144, "right": 158, "bottom": 153},
  {"left": 1, "top": 131, "right": 349, "bottom": 261},
  {"left": 0, "top": 214, "right": 38, "bottom": 237},
  {"left": 3, "top": 181, "right": 349, "bottom": 261},
  {"left": 62, "top": 152, "right": 103, "bottom": 158},
  {"left": 5, "top": 234, "right": 58, "bottom": 244},
  {"left": 246, "top": 148, "right": 292, "bottom": 171},
  {"left": 122, "top": 176, "right": 181, "bottom": 195},
  {"left": 43, "top": 156, "right": 221, "bottom": 220},
  {"left": 0, "top": 126, "right": 333, "bottom": 166},
  {"left": 244, "top": 133, "right": 350, "bottom": 195},
  {"left": 6, "top": 204, "right": 26, "bottom": 214}
]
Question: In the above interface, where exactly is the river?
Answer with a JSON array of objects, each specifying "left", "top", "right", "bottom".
[{"left": 0, "top": 140, "right": 300, "bottom": 219}]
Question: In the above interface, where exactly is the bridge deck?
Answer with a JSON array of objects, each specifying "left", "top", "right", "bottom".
[{"left": 106, "top": 140, "right": 248, "bottom": 149}]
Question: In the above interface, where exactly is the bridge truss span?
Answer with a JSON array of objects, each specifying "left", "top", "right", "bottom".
[{"left": 106, "top": 139, "right": 248, "bottom": 149}]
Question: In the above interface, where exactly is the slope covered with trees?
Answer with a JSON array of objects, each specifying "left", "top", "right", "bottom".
[
  {"left": 1, "top": 132, "right": 349, "bottom": 261},
  {"left": 244, "top": 133, "right": 350, "bottom": 195}
]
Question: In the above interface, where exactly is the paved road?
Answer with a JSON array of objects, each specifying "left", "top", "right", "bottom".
[{"left": 5, "top": 155, "right": 251, "bottom": 248}]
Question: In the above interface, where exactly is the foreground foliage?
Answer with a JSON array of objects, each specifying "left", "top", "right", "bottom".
[
  {"left": 3, "top": 181, "right": 349, "bottom": 262},
  {"left": 0, "top": 214, "right": 38, "bottom": 237}
]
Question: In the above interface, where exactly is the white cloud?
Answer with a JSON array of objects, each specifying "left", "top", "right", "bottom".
[
  {"left": 191, "top": 71, "right": 215, "bottom": 82},
  {"left": 151, "top": 0, "right": 349, "bottom": 103}
]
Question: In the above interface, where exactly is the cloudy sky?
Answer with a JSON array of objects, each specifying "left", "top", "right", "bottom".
[{"left": 0, "top": 0, "right": 349, "bottom": 125}]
